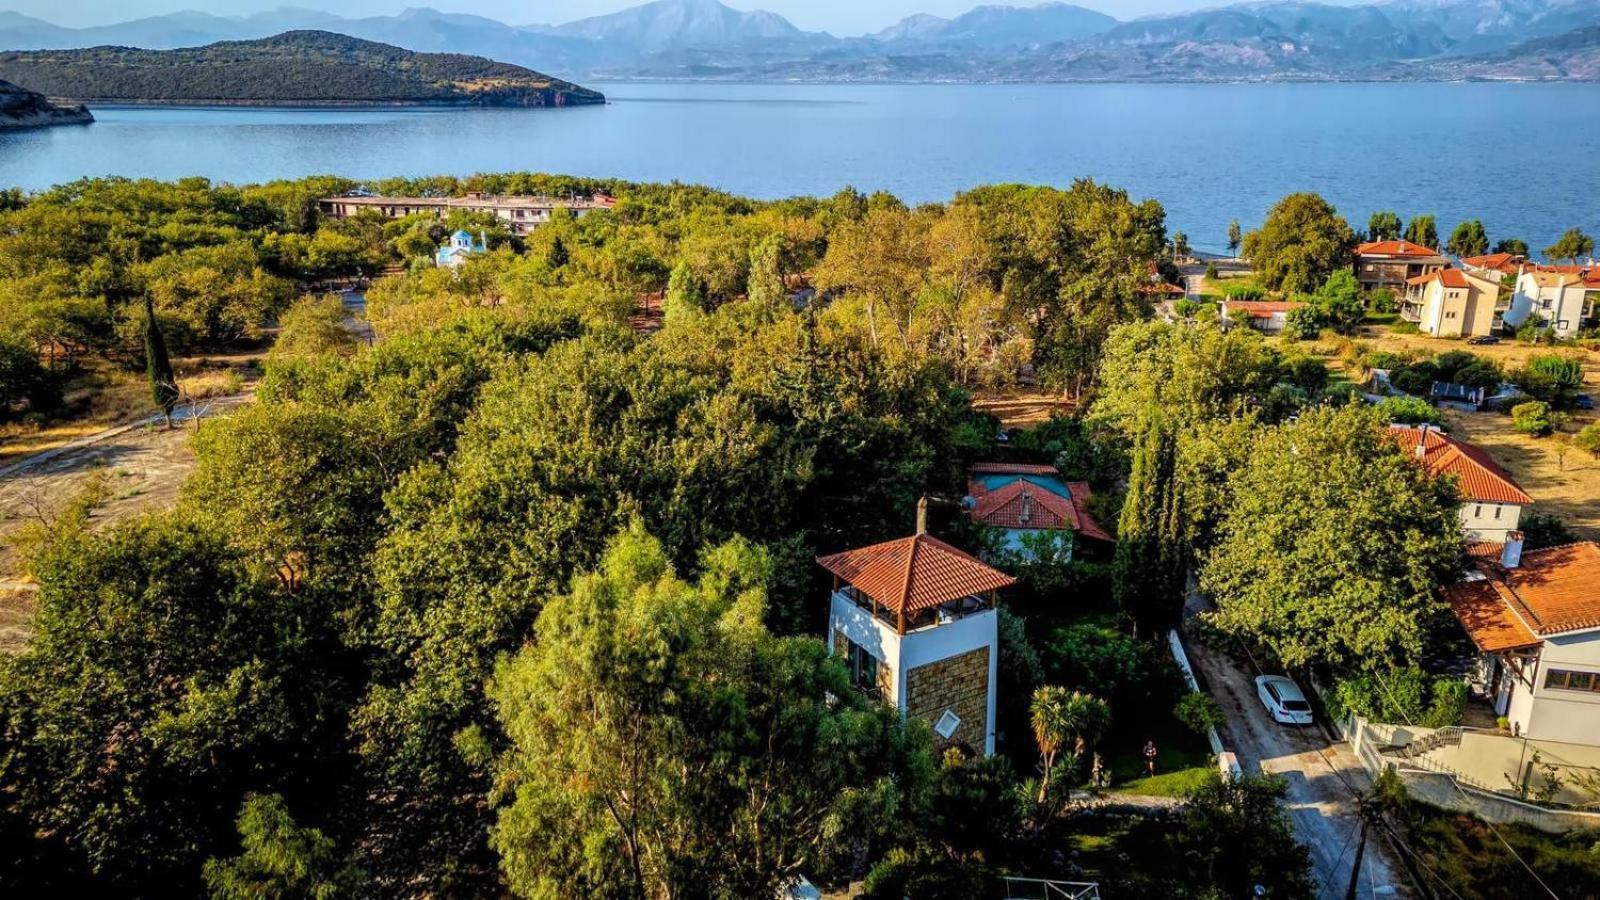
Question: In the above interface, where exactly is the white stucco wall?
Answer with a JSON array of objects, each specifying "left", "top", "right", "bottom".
[
  {"left": 827, "top": 591, "right": 999, "bottom": 754},
  {"left": 1460, "top": 502, "right": 1524, "bottom": 542},
  {"left": 1523, "top": 628, "right": 1600, "bottom": 744}
]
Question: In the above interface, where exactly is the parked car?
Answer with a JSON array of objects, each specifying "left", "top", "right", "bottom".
[
  {"left": 1577, "top": 394, "right": 1594, "bottom": 411},
  {"left": 1255, "top": 675, "right": 1314, "bottom": 725},
  {"left": 1467, "top": 335, "right": 1501, "bottom": 345}
]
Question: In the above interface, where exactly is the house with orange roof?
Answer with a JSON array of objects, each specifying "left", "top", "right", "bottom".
[
  {"left": 1460, "top": 252, "right": 1525, "bottom": 278},
  {"left": 1505, "top": 265, "right": 1599, "bottom": 338},
  {"left": 1390, "top": 425, "right": 1532, "bottom": 543},
  {"left": 1400, "top": 267, "right": 1504, "bottom": 337},
  {"left": 818, "top": 529, "right": 1015, "bottom": 755},
  {"left": 1354, "top": 239, "right": 1450, "bottom": 294},
  {"left": 1218, "top": 299, "right": 1306, "bottom": 334},
  {"left": 1442, "top": 541, "right": 1600, "bottom": 743},
  {"left": 965, "top": 463, "right": 1112, "bottom": 563}
]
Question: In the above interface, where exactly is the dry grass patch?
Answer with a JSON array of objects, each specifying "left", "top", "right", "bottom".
[
  {"left": 972, "top": 390, "right": 1077, "bottom": 428},
  {"left": 1443, "top": 408, "right": 1600, "bottom": 539}
]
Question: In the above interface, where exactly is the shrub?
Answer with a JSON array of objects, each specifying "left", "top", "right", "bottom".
[
  {"left": 1205, "top": 261, "right": 1219, "bottom": 279},
  {"left": 1175, "top": 691, "right": 1224, "bottom": 737},
  {"left": 1521, "top": 512, "right": 1577, "bottom": 551},
  {"left": 1222, "top": 283, "right": 1265, "bottom": 301},
  {"left": 0, "top": 335, "right": 59, "bottom": 420},
  {"left": 1390, "top": 363, "right": 1438, "bottom": 396},
  {"left": 1376, "top": 395, "right": 1444, "bottom": 426},
  {"left": 1283, "top": 356, "right": 1330, "bottom": 394},
  {"left": 1362, "top": 350, "right": 1408, "bottom": 371},
  {"left": 1575, "top": 423, "right": 1600, "bottom": 457},
  {"left": 1332, "top": 668, "right": 1465, "bottom": 728},
  {"left": 1432, "top": 350, "right": 1478, "bottom": 383},
  {"left": 1511, "top": 401, "right": 1554, "bottom": 436},
  {"left": 1282, "top": 305, "right": 1322, "bottom": 340},
  {"left": 1454, "top": 361, "right": 1503, "bottom": 390},
  {"left": 1367, "top": 288, "right": 1397, "bottom": 315},
  {"left": 1390, "top": 319, "right": 1420, "bottom": 335},
  {"left": 1173, "top": 298, "right": 1201, "bottom": 319},
  {"left": 1513, "top": 354, "right": 1585, "bottom": 407}
]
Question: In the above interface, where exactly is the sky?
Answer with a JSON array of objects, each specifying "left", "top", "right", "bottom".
[{"left": 6, "top": 0, "right": 1263, "bottom": 36}]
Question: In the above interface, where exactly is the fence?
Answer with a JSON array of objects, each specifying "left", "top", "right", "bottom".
[
  {"left": 1001, "top": 877, "right": 1101, "bottom": 900},
  {"left": 1166, "top": 630, "right": 1239, "bottom": 779},
  {"left": 1348, "top": 715, "right": 1600, "bottom": 834}
]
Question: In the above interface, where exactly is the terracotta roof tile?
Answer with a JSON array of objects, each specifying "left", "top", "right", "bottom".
[
  {"left": 816, "top": 534, "right": 1015, "bottom": 615},
  {"left": 1407, "top": 268, "right": 1470, "bottom": 289},
  {"left": 1390, "top": 426, "right": 1532, "bottom": 505},
  {"left": 1224, "top": 300, "right": 1305, "bottom": 316},
  {"left": 970, "top": 479, "right": 1077, "bottom": 530},
  {"left": 1064, "top": 481, "right": 1114, "bottom": 542},
  {"left": 1445, "top": 542, "right": 1600, "bottom": 651},
  {"left": 1461, "top": 252, "right": 1523, "bottom": 275},
  {"left": 970, "top": 462, "right": 1060, "bottom": 476},
  {"left": 1443, "top": 578, "right": 1541, "bottom": 652},
  {"left": 1358, "top": 239, "right": 1445, "bottom": 259}
]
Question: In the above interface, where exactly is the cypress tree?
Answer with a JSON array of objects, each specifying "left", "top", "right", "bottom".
[
  {"left": 143, "top": 297, "right": 179, "bottom": 427},
  {"left": 1112, "top": 421, "right": 1187, "bottom": 637}
]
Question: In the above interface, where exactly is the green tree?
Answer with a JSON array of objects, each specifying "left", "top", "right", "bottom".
[
  {"left": 1447, "top": 219, "right": 1489, "bottom": 257},
  {"left": 1172, "top": 231, "right": 1190, "bottom": 260},
  {"left": 1544, "top": 227, "right": 1595, "bottom": 265},
  {"left": 1312, "top": 268, "right": 1365, "bottom": 334},
  {"left": 1404, "top": 214, "right": 1439, "bottom": 250},
  {"left": 488, "top": 526, "right": 932, "bottom": 899},
  {"left": 1201, "top": 405, "right": 1462, "bottom": 670},
  {"left": 1113, "top": 422, "right": 1187, "bottom": 636},
  {"left": 1241, "top": 193, "right": 1356, "bottom": 295},
  {"left": 1091, "top": 320, "right": 1282, "bottom": 438},
  {"left": 746, "top": 233, "right": 786, "bottom": 310},
  {"left": 269, "top": 293, "right": 356, "bottom": 363},
  {"left": 664, "top": 260, "right": 707, "bottom": 322},
  {"left": 1493, "top": 237, "right": 1529, "bottom": 257},
  {"left": 1513, "top": 354, "right": 1585, "bottom": 407},
  {"left": 202, "top": 794, "right": 363, "bottom": 900},
  {"left": 1367, "top": 211, "right": 1402, "bottom": 241},
  {"left": 1226, "top": 219, "right": 1242, "bottom": 255},
  {"left": 0, "top": 519, "right": 343, "bottom": 892},
  {"left": 1029, "top": 686, "right": 1109, "bottom": 806},
  {"left": 1512, "top": 400, "right": 1556, "bottom": 436},
  {"left": 143, "top": 296, "right": 179, "bottom": 426}
]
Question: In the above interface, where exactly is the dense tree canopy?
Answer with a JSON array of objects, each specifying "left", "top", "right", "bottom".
[{"left": 1241, "top": 193, "right": 1356, "bottom": 295}]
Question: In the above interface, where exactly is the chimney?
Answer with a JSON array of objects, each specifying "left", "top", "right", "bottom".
[
  {"left": 1501, "top": 532, "right": 1525, "bottom": 570},
  {"left": 916, "top": 496, "right": 929, "bottom": 536},
  {"left": 1414, "top": 423, "right": 1430, "bottom": 459},
  {"left": 1019, "top": 490, "right": 1033, "bottom": 526}
]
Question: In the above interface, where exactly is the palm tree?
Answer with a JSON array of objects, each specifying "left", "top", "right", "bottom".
[{"left": 1031, "top": 687, "right": 1111, "bottom": 806}]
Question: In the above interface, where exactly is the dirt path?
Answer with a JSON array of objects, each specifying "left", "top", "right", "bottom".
[
  {"left": 0, "top": 396, "right": 251, "bottom": 652},
  {"left": 1184, "top": 595, "right": 1407, "bottom": 898}
]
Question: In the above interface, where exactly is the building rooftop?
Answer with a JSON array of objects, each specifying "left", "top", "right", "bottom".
[
  {"left": 817, "top": 533, "right": 1015, "bottom": 615},
  {"left": 1389, "top": 425, "right": 1532, "bottom": 505},
  {"left": 1460, "top": 252, "right": 1524, "bottom": 275},
  {"left": 1222, "top": 300, "right": 1305, "bottom": 317},
  {"left": 1357, "top": 239, "right": 1447, "bottom": 260},
  {"left": 1406, "top": 268, "right": 1471, "bottom": 289},
  {"left": 1445, "top": 542, "right": 1600, "bottom": 650},
  {"left": 324, "top": 193, "right": 616, "bottom": 211},
  {"left": 966, "top": 464, "right": 1112, "bottom": 541}
]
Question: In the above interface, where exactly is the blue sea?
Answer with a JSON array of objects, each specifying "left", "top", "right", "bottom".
[{"left": 1, "top": 81, "right": 1596, "bottom": 254}]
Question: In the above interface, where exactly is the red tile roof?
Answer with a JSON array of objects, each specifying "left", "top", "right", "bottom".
[
  {"left": 1223, "top": 300, "right": 1305, "bottom": 317},
  {"left": 1466, "top": 541, "right": 1506, "bottom": 563},
  {"left": 1407, "top": 268, "right": 1471, "bottom": 289},
  {"left": 1357, "top": 239, "right": 1445, "bottom": 259},
  {"left": 1065, "top": 481, "right": 1114, "bottom": 542},
  {"left": 1444, "top": 578, "right": 1541, "bottom": 652},
  {"left": 966, "top": 465, "right": 1113, "bottom": 541},
  {"left": 970, "top": 462, "right": 1059, "bottom": 476},
  {"left": 1444, "top": 542, "right": 1600, "bottom": 650},
  {"left": 1461, "top": 252, "right": 1523, "bottom": 275},
  {"left": 1389, "top": 426, "right": 1533, "bottom": 505},
  {"left": 817, "top": 534, "right": 1015, "bottom": 615}
]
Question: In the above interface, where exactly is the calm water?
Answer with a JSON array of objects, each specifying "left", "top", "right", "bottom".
[{"left": 1, "top": 81, "right": 1596, "bottom": 253}]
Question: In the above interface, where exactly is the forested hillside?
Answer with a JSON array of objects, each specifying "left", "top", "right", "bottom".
[{"left": 0, "top": 31, "right": 605, "bottom": 106}]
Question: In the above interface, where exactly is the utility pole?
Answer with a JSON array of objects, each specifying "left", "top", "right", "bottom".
[{"left": 1344, "top": 809, "right": 1370, "bottom": 900}]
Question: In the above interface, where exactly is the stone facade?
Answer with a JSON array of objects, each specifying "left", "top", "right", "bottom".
[{"left": 905, "top": 647, "right": 990, "bottom": 751}]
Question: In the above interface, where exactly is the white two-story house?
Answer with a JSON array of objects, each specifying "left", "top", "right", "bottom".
[
  {"left": 1391, "top": 425, "right": 1532, "bottom": 544},
  {"left": 1443, "top": 541, "right": 1600, "bottom": 744},
  {"left": 1504, "top": 267, "right": 1599, "bottom": 339}
]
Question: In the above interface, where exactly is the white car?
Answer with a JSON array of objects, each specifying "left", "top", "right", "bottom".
[{"left": 1255, "top": 675, "right": 1314, "bottom": 725}]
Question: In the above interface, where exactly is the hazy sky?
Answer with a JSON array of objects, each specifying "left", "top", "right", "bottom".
[{"left": 9, "top": 1, "right": 1260, "bottom": 35}]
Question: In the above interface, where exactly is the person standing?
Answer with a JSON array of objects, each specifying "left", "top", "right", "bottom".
[{"left": 1143, "top": 739, "right": 1158, "bottom": 777}]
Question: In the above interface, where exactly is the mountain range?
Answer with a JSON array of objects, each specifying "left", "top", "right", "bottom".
[{"left": 0, "top": 0, "right": 1598, "bottom": 82}]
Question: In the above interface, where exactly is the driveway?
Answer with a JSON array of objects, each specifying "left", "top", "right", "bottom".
[{"left": 1183, "top": 607, "right": 1406, "bottom": 897}]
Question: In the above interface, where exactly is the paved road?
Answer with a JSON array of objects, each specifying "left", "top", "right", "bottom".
[{"left": 1183, "top": 606, "right": 1406, "bottom": 897}]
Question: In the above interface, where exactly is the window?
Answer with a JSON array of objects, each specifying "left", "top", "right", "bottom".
[
  {"left": 1494, "top": 506, "right": 1502, "bottom": 520},
  {"left": 1543, "top": 669, "right": 1600, "bottom": 692},
  {"left": 847, "top": 641, "right": 880, "bottom": 697},
  {"left": 1474, "top": 505, "right": 1483, "bottom": 518}
]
